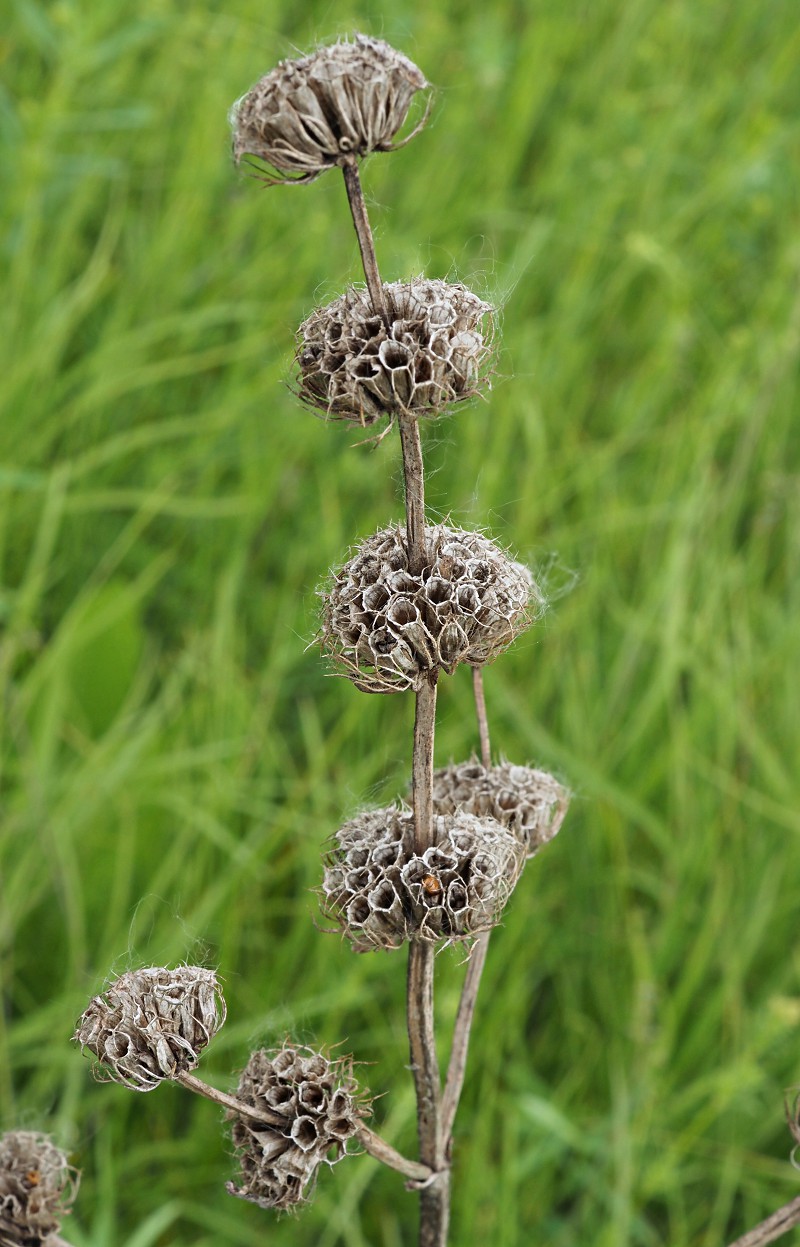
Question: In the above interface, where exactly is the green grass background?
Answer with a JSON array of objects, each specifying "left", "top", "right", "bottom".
[{"left": 2, "top": 0, "right": 799, "bottom": 1243}]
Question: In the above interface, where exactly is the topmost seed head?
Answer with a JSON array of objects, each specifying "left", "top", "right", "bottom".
[{"left": 231, "top": 34, "right": 430, "bottom": 183}]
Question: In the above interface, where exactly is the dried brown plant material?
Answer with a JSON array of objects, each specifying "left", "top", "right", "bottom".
[
  {"left": 320, "top": 806, "right": 525, "bottom": 951},
  {"left": 73, "top": 966, "right": 226, "bottom": 1091},
  {"left": 296, "top": 279, "right": 495, "bottom": 426},
  {"left": 320, "top": 523, "right": 541, "bottom": 693},
  {"left": 430, "top": 760, "right": 570, "bottom": 858},
  {"left": 0, "top": 1131, "right": 78, "bottom": 1247},
  {"left": 227, "top": 1046, "right": 370, "bottom": 1211},
  {"left": 231, "top": 35, "right": 430, "bottom": 183}
]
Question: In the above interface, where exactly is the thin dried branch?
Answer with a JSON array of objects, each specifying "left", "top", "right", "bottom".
[
  {"left": 725, "top": 1196, "right": 800, "bottom": 1247},
  {"left": 440, "top": 931, "right": 491, "bottom": 1149},
  {"left": 472, "top": 667, "right": 492, "bottom": 769}
]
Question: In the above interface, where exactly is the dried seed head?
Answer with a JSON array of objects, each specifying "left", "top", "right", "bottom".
[
  {"left": 320, "top": 523, "right": 541, "bottom": 693},
  {"left": 430, "top": 760, "right": 570, "bottom": 858},
  {"left": 296, "top": 280, "right": 495, "bottom": 426},
  {"left": 231, "top": 35, "right": 430, "bottom": 183},
  {"left": 227, "top": 1046, "right": 370, "bottom": 1211},
  {"left": 320, "top": 806, "right": 525, "bottom": 951},
  {"left": 73, "top": 966, "right": 226, "bottom": 1092},
  {"left": 0, "top": 1131, "right": 78, "bottom": 1247}
]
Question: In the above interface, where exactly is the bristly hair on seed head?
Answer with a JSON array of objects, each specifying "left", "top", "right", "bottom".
[
  {"left": 319, "top": 522, "right": 542, "bottom": 694},
  {"left": 320, "top": 805, "right": 526, "bottom": 951},
  {"left": 230, "top": 35, "right": 431, "bottom": 184},
  {"left": 227, "top": 1045, "right": 371, "bottom": 1211},
  {"left": 73, "top": 965, "right": 226, "bottom": 1092},
  {"left": 296, "top": 279, "right": 496, "bottom": 429}
]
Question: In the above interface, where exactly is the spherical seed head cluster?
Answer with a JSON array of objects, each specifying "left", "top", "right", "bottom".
[
  {"left": 0, "top": 1131, "right": 78, "bottom": 1247},
  {"left": 321, "top": 805, "right": 525, "bottom": 951},
  {"left": 320, "top": 523, "right": 541, "bottom": 693},
  {"left": 431, "top": 760, "right": 571, "bottom": 858},
  {"left": 231, "top": 35, "right": 429, "bottom": 183},
  {"left": 296, "top": 280, "right": 495, "bottom": 426},
  {"left": 227, "top": 1046, "right": 369, "bottom": 1211},
  {"left": 73, "top": 966, "right": 226, "bottom": 1091}
]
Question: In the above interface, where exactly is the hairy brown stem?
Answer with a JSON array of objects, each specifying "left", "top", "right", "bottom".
[
  {"left": 411, "top": 674, "right": 438, "bottom": 853},
  {"left": 408, "top": 941, "right": 449, "bottom": 1246},
  {"left": 472, "top": 667, "right": 492, "bottom": 768},
  {"left": 398, "top": 414, "right": 427, "bottom": 575},
  {"left": 341, "top": 157, "right": 387, "bottom": 322},
  {"left": 440, "top": 931, "right": 491, "bottom": 1148},
  {"left": 340, "top": 133, "right": 449, "bottom": 1247},
  {"left": 725, "top": 1197, "right": 800, "bottom": 1247}
]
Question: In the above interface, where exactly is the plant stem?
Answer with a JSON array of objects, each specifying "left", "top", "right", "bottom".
[
  {"left": 341, "top": 157, "right": 387, "bottom": 322},
  {"left": 398, "top": 414, "right": 427, "bottom": 576},
  {"left": 411, "top": 673, "right": 438, "bottom": 853},
  {"left": 341, "top": 141, "right": 449, "bottom": 1247},
  {"left": 472, "top": 667, "right": 492, "bottom": 768},
  {"left": 176, "top": 1071, "right": 284, "bottom": 1126},
  {"left": 177, "top": 1072, "right": 432, "bottom": 1184},
  {"left": 408, "top": 941, "right": 449, "bottom": 1246},
  {"left": 440, "top": 932, "right": 490, "bottom": 1148},
  {"left": 725, "top": 1197, "right": 800, "bottom": 1247},
  {"left": 357, "top": 1124, "right": 434, "bottom": 1184}
]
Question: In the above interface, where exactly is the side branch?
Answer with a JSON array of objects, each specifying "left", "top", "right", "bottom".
[
  {"left": 726, "top": 1196, "right": 800, "bottom": 1247},
  {"left": 440, "top": 931, "right": 491, "bottom": 1148}
]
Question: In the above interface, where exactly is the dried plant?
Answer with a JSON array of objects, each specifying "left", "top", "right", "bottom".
[
  {"left": 53, "top": 28, "right": 800, "bottom": 1247},
  {"left": 66, "top": 31, "right": 570, "bottom": 1247},
  {"left": 0, "top": 1131, "right": 78, "bottom": 1247}
]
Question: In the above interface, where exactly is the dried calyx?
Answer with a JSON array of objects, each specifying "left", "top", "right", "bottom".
[
  {"left": 430, "top": 760, "right": 570, "bottom": 858},
  {"left": 321, "top": 805, "right": 525, "bottom": 951},
  {"left": 320, "top": 523, "right": 541, "bottom": 693},
  {"left": 231, "top": 35, "right": 430, "bottom": 183},
  {"left": 227, "top": 1046, "right": 369, "bottom": 1211},
  {"left": 73, "top": 966, "right": 226, "bottom": 1091},
  {"left": 297, "top": 279, "right": 494, "bottom": 426},
  {"left": 0, "top": 1131, "right": 78, "bottom": 1247}
]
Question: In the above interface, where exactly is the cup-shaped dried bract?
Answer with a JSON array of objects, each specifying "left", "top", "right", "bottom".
[
  {"left": 231, "top": 35, "right": 430, "bottom": 183},
  {"left": 321, "top": 806, "right": 525, "bottom": 951},
  {"left": 297, "top": 279, "right": 495, "bottom": 426},
  {"left": 227, "top": 1046, "right": 370, "bottom": 1211},
  {"left": 73, "top": 966, "right": 226, "bottom": 1091},
  {"left": 430, "top": 760, "right": 570, "bottom": 858},
  {"left": 0, "top": 1131, "right": 79, "bottom": 1247},
  {"left": 320, "top": 523, "right": 541, "bottom": 693}
]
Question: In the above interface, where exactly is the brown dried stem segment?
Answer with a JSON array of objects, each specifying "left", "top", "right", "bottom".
[
  {"left": 342, "top": 157, "right": 388, "bottom": 323},
  {"left": 408, "top": 941, "right": 449, "bottom": 1247},
  {"left": 440, "top": 930, "right": 491, "bottom": 1149},
  {"left": 725, "top": 1197, "right": 800, "bottom": 1247},
  {"left": 411, "top": 675, "right": 438, "bottom": 854},
  {"left": 472, "top": 667, "right": 492, "bottom": 769},
  {"left": 398, "top": 415, "right": 427, "bottom": 575}
]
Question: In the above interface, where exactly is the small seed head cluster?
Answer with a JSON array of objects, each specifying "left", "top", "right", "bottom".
[
  {"left": 320, "top": 523, "right": 540, "bottom": 693},
  {"left": 227, "top": 1047, "right": 369, "bottom": 1211},
  {"left": 231, "top": 35, "right": 429, "bottom": 183},
  {"left": 431, "top": 760, "right": 571, "bottom": 858},
  {"left": 321, "top": 806, "right": 525, "bottom": 951},
  {"left": 0, "top": 1131, "right": 78, "bottom": 1247},
  {"left": 73, "top": 966, "right": 226, "bottom": 1091},
  {"left": 296, "top": 279, "right": 495, "bottom": 426}
]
